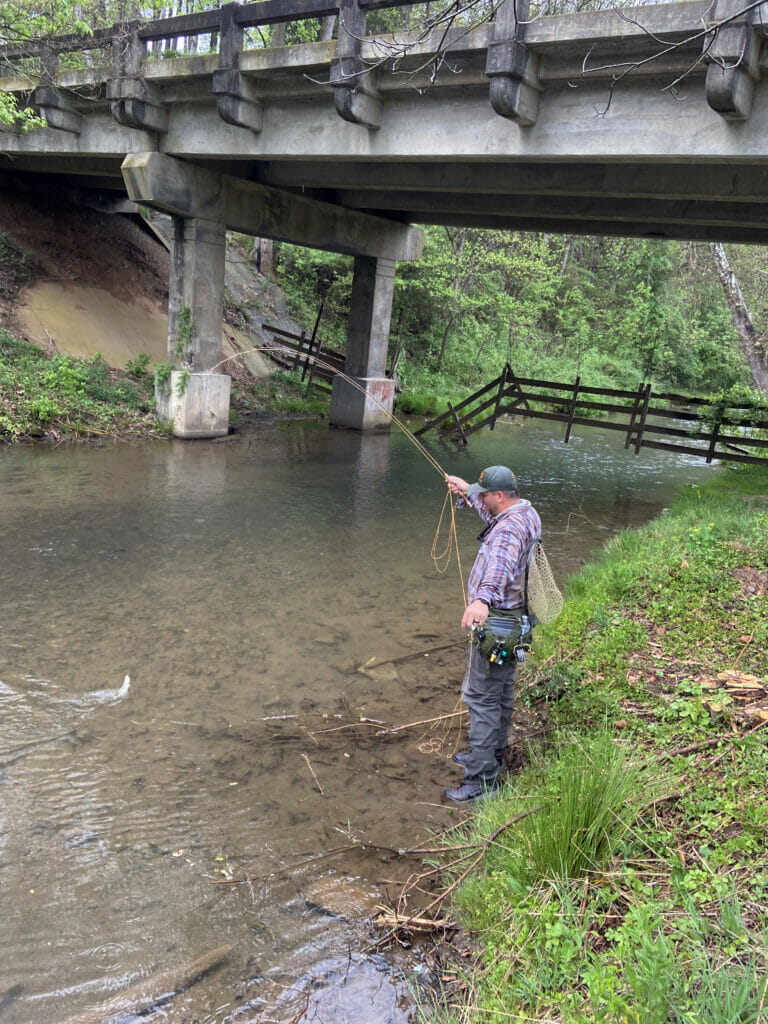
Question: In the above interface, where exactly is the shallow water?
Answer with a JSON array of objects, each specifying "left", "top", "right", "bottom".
[{"left": 0, "top": 419, "right": 714, "bottom": 1022}]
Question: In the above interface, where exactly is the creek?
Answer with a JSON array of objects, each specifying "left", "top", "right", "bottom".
[{"left": 0, "top": 418, "right": 714, "bottom": 1023}]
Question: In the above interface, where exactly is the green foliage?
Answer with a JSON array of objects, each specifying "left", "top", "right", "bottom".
[
  {"left": 696, "top": 382, "right": 768, "bottom": 432},
  {"left": 125, "top": 351, "right": 152, "bottom": 385},
  {"left": 154, "top": 361, "right": 172, "bottom": 393},
  {"left": 436, "top": 466, "right": 768, "bottom": 1024},
  {"left": 229, "top": 368, "right": 331, "bottom": 422},
  {"left": 174, "top": 367, "right": 190, "bottom": 397},
  {"left": 173, "top": 306, "right": 194, "bottom": 362},
  {"left": 276, "top": 229, "right": 751, "bottom": 407},
  {"left": 497, "top": 732, "right": 654, "bottom": 886},
  {"left": 0, "top": 330, "right": 155, "bottom": 439},
  {"left": 0, "top": 233, "right": 35, "bottom": 296}
]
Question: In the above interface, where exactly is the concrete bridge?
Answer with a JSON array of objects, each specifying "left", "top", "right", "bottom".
[{"left": 2, "top": 0, "right": 767, "bottom": 436}]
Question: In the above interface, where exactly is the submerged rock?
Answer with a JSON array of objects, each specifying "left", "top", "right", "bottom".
[{"left": 304, "top": 874, "right": 382, "bottom": 920}]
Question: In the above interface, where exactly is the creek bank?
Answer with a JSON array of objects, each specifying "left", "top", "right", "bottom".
[
  {"left": 423, "top": 465, "right": 768, "bottom": 1023},
  {"left": 1, "top": 183, "right": 325, "bottom": 443}
]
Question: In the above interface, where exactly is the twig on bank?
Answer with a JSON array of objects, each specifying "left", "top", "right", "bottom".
[
  {"left": 656, "top": 735, "right": 726, "bottom": 762},
  {"left": 731, "top": 621, "right": 760, "bottom": 669},
  {"left": 421, "top": 806, "right": 542, "bottom": 915},
  {"left": 374, "top": 908, "right": 459, "bottom": 931},
  {"left": 706, "top": 717, "right": 768, "bottom": 768},
  {"left": 369, "top": 805, "right": 543, "bottom": 954}
]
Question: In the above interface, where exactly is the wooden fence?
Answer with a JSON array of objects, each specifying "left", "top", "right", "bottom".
[
  {"left": 261, "top": 321, "right": 345, "bottom": 391},
  {"left": 414, "top": 365, "right": 768, "bottom": 467}
]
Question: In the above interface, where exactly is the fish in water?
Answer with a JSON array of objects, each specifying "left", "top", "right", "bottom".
[
  {"left": 85, "top": 675, "right": 131, "bottom": 706},
  {"left": 58, "top": 944, "right": 231, "bottom": 1024}
]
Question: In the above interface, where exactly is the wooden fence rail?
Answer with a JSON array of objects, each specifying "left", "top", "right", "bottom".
[
  {"left": 261, "top": 321, "right": 345, "bottom": 391},
  {"left": 414, "top": 365, "right": 768, "bottom": 467}
]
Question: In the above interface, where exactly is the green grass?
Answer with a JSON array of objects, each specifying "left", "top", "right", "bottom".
[
  {"left": 0, "top": 332, "right": 333, "bottom": 441},
  {"left": 230, "top": 368, "right": 331, "bottom": 420},
  {"left": 0, "top": 330, "right": 157, "bottom": 440},
  {"left": 429, "top": 464, "right": 768, "bottom": 1024}
]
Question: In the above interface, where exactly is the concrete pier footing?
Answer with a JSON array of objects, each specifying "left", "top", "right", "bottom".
[
  {"left": 330, "top": 375, "right": 395, "bottom": 431},
  {"left": 156, "top": 371, "right": 232, "bottom": 439}
]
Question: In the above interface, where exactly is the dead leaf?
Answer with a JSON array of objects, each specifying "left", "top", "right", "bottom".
[{"left": 717, "top": 671, "right": 764, "bottom": 690}]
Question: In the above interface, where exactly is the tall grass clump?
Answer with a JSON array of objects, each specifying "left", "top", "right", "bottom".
[{"left": 508, "top": 733, "right": 649, "bottom": 884}]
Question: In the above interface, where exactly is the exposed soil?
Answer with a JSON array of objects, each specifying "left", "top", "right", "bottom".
[
  {"left": 0, "top": 182, "right": 169, "bottom": 350},
  {"left": 0, "top": 180, "right": 275, "bottom": 381}
]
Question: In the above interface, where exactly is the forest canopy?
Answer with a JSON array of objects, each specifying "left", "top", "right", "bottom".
[{"left": 275, "top": 230, "right": 756, "bottom": 401}]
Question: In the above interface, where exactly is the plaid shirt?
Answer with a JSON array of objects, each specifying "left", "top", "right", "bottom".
[{"left": 466, "top": 496, "right": 542, "bottom": 609}]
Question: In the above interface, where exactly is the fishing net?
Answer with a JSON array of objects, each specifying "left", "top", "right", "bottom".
[{"left": 525, "top": 541, "right": 564, "bottom": 625}]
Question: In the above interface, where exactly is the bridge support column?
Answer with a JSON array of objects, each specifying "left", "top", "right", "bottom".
[
  {"left": 330, "top": 255, "right": 395, "bottom": 431},
  {"left": 155, "top": 215, "right": 231, "bottom": 439}
]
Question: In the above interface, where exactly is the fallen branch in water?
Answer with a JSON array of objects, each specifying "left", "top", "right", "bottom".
[
  {"left": 0, "top": 729, "right": 77, "bottom": 767},
  {"left": 377, "top": 709, "right": 467, "bottom": 735},
  {"left": 308, "top": 707, "right": 467, "bottom": 739},
  {"left": 359, "top": 639, "right": 465, "bottom": 671},
  {"left": 58, "top": 945, "right": 230, "bottom": 1024},
  {"left": 301, "top": 752, "right": 325, "bottom": 796},
  {"left": 374, "top": 908, "right": 458, "bottom": 932}
]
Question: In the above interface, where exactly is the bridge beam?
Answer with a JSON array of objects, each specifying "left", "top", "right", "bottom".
[
  {"left": 121, "top": 152, "right": 422, "bottom": 434},
  {"left": 120, "top": 152, "right": 422, "bottom": 261}
]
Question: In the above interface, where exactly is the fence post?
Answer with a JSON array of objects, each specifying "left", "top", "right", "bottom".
[
  {"left": 447, "top": 402, "right": 468, "bottom": 445},
  {"left": 706, "top": 415, "right": 722, "bottom": 463},
  {"left": 294, "top": 331, "right": 306, "bottom": 371},
  {"left": 491, "top": 364, "right": 509, "bottom": 430},
  {"left": 564, "top": 375, "right": 581, "bottom": 443},
  {"left": 634, "top": 383, "right": 653, "bottom": 454},
  {"left": 625, "top": 383, "right": 644, "bottom": 449}
]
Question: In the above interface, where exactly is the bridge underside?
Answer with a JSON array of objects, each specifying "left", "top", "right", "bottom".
[{"left": 7, "top": 155, "right": 768, "bottom": 245}]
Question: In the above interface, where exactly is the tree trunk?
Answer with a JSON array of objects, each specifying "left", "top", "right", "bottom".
[
  {"left": 251, "top": 237, "right": 274, "bottom": 278},
  {"left": 709, "top": 242, "right": 768, "bottom": 394}
]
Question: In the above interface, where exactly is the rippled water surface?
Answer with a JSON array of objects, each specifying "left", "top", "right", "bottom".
[{"left": 0, "top": 420, "right": 714, "bottom": 1022}]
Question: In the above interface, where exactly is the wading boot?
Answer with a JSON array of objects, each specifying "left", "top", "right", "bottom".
[
  {"left": 452, "top": 750, "right": 505, "bottom": 770},
  {"left": 444, "top": 778, "right": 499, "bottom": 803}
]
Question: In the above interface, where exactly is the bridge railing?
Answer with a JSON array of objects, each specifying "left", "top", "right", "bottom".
[
  {"left": 2, "top": 0, "right": 754, "bottom": 133},
  {"left": 0, "top": 0, "right": 427, "bottom": 64},
  {"left": 0, "top": 0, "right": 549, "bottom": 131}
]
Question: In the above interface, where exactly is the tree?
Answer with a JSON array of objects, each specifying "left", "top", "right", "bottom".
[{"left": 709, "top": 243, "right": 768, "bottom": 394}]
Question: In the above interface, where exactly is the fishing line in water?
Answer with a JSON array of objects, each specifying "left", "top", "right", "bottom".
[
  {"left": 209, "top": 345, "right": 468, "bottom": 599},
  {"left": 211, "top": 338, "right": 473, "bottom": 765},
  {"left": 209, "top": 347, "right": 447, "bottom": 477}
]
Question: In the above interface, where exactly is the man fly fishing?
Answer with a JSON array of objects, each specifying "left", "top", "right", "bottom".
[{"left": 444, "top": 465, "right": 541, "bottom": 803}]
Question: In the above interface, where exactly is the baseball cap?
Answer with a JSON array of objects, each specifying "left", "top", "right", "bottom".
[{"left": 465, "top": 465, "right": 518, "bottom": 495}]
